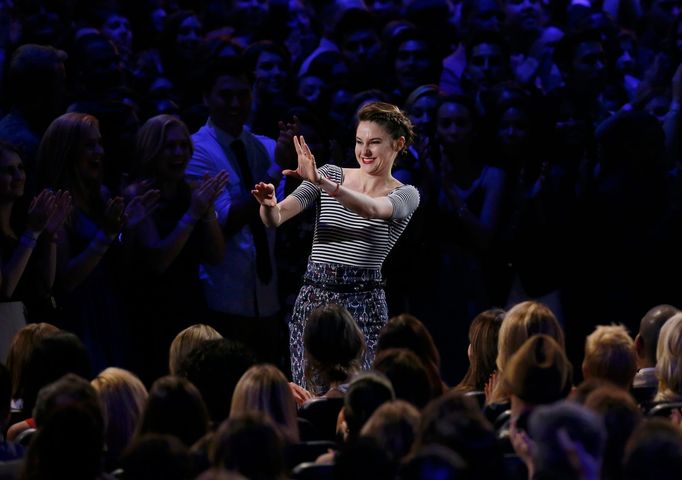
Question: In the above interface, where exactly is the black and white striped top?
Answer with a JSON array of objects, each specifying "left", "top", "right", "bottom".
[{"left": 290, "top": 164, "right": 420, "bottom": 269}]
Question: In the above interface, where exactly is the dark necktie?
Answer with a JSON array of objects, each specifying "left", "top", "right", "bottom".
[{"left": 231, "top": 138, "right": 273, "bottom": 283}]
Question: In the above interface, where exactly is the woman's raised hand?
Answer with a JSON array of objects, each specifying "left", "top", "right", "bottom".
[
  {"left": 44, "top": 190, "right": 72, "bottom": 237},
  {"left": 191, "top": 171, "right": 228, "bottom": 217},
  {"left": 27, "top": 189, "right": 58, "bottom": 233},
  {"left": 124, "top": 189, "right": 161, "bottom": 229},
  {"left": 101, "top": 197, "right": 127, "bottom": 236},
  {"left": 251, "top": 182, "right": 277, "bottom": 207},
  {"left": 284, "top": 135, "right": 320, "bottom": 184}
]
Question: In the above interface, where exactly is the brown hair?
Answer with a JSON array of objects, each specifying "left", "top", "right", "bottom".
[
  {"left": 357, "top": 102, "right": 415, "bottom": 152},
  {"left": 6, "top": 322, "right": 59, "bottom": 399},
  {"left": 455, "top": 308, "right": 505, "bottom": 392}
]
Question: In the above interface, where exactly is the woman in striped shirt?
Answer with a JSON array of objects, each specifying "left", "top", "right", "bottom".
[{"left": 252, "top": 102, "right": 420, "bottom": 390}]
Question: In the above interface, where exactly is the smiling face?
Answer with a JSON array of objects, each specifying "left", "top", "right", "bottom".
[
  {"left": 156, "top": 124, "right": 192, "bottom": 181},
  {"left": 77, "top": 123, "right": 104, "bottom": 184},
  {"left": 354, "top": 121, "right": 404, "bottom": 175},
  {"left": 254, "top": 50, "right": 287, "bottom": 96},
  {"left": 0, "top": 149, "right": 26, "bottom": 200}
]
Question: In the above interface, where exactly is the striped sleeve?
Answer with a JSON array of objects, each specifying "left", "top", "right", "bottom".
[
  {"left": 289, "top": 164, "right": 343, "bottom": 210},
  {"left": 388, "top": 184, "right": 420, "bottom": 220}
]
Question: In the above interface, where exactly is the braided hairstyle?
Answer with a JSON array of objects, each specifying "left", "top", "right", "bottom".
[{"left": 357, "top": 102, "right": 415, "bottom": 153}]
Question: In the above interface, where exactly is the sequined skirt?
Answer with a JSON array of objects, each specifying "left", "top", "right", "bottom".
[{"left": 289, "top": 260, "right": 387, "bottom": 388}]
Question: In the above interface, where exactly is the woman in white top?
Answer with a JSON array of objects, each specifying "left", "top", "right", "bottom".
[{"left": 252, "top": 102, "right": 420, "bottom": 388}]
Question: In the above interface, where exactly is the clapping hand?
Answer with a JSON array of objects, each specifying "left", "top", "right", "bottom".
[
  {"left": 251, "top": 182, "right": 277, "bottom": 207},
  {"left": 190, "top": 170, "right": 229, "bottom": 217},
  {"left": 285, "top": 135, "right": 320, "bottom": 184},
  {"left": 27, "top": 189, "right": 58, "bottom": 233},
  {"left": 124, "top": 189, "right": 161, "bottom": 229},
  {"left": 44, "top": 190, "right": 72, "bottom": 238}
]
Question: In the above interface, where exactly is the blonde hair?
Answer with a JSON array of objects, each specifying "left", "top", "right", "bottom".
[
  {"left": 169, "top": 324, "right": 222, "bottom": 375},
  {"left": 583, "top": 324, "right": 636, "bottom": 389},
  {"left": 135, "top": 114, "right": 193, "bottom": 178},
  {"left": 91, "top": 367, "right": 148, "bottom": 461},
  {"left": 36, "top": 112, "right": 100, "bottom": 193},
  {"left": 230, "top": 364, "right": 299, "bottom": 444},
  {"left": 656, "top": 313, "right": 682, "bottom": 401},
  {"left": 6, "top": 322, "right": 59, "bottom": 399},
  {"left": 492, "top": 301, "right": 564, "bottom": 403}
]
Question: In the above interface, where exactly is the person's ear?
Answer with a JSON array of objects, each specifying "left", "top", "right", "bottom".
[{"left": 394, "top": 136, "right": 405, "bottom": 152}]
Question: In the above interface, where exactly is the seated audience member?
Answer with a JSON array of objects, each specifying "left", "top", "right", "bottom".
[
  {"left": 8, "top": 330, "right": 92, "bottom": 440},
  {"left": 377, "top": 313, "right": 445, "bottom": 396},
  {"left": 655, "top": 312, "right": 682, "bottom": 402},
  {"left": 169, "top": 324, "right": 223, "bottom": 376},
  {"left": 582, "top": 325, "right": 637, "bottom": 391},
  {"left": 522, "top": 401, "right": 606, "bottom": 480},
  {"left": 210, "top": 413, "right": 286, "bottom": 480},
  {"left": 339, "top": 372, "right": 396, "bottom": 445},
  {"left": 372, "top": 348, "right": 434, "bottom": 409},
  {"left": 230, "top": 364, "right": 299, "bottom": 444},
  {"left": 412, "top": 390, "right": 504, "bottom": 478},
  {"left": 584, "top": 385, "right": 642, "bottom": 480},
  {"left": 488, "top": 301, "right": 564, "bottom": 410},
  {"left": 334, "top": 437, "right": 396, "bottom": 480},
  {"left": 633, "top": 305, "right": 679, "bottom": 392},
  {"left": 400, "top": 444, "right": 469, "bottom": 480},
  {"left": 623, "top": 418, "right": 682, "bottom": 480},
  {"left": 359, "top": 400, "right": 420, "bottom": 464},
  {"left": 21, "top": 373, "right": 105, "bottom": 480},
  {"left": 454, "top": 308, "right": 505, "bottom": 393},
  {"left": 178, "top": 339, "right": 255, "bottom": 425},
  {"left": 5, "top": 322, "right": 58, "bottom": 415},
  {"left": 121, "top": 433, "right": 194, "bottom": 480},
  {"left": 136, "top": 375, "right": 210, "bottom": 448},
  {"left": 502, "top": 335, "right": 573, "bottom": 441},
  {"left": 91, "top": 367, "right": 148, "bottom": 471},
  {"left": 300, "top": 304, "right": 365, "bottom": 399}
]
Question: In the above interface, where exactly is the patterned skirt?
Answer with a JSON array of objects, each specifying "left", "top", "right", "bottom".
[{"left": 289, "top": 260, "right": 387, "bottom": 388}]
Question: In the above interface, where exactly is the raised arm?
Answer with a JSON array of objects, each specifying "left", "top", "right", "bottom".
[
  {"left": 252, "top": 182, "right": 302, "bottom": 227},
  {"left": 287, "top": 135, "right": 396, "bottom": 220}
]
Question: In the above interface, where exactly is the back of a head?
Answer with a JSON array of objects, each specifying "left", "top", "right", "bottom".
[
  {"left": 415, "top": 391, "right": 502, "bottom": 478},
  {"left": 24, "top": 373, "right": 104, "bottom": 480},
  {"left": 91, "top": 367, "right": 148, "bottom": 461},
  {"left": 378, "top": 313, "right": 440, "bottom": 369},
  {"left": 529, "top": 401, "right": 606, "bottom": 477},
  {"left": 584, "top": 325, "right": 637, "bottom": 390},
  {"left": 211, "top": 413, "right": 285, "bottom": 480},
  {"left": 121, "top": 433, "right": 192, "bottom": 480},
  {"left": 655, "top": 313, "right": 682, "bottom": 401},
  {"left": 458, "top": 308, "right": 504, "bottom": 392},
  {"left": 178, "top": 339, "right": 255, "bottom": 424},
  {"left": 168, "top": 324, "right": 222, "bottom": 375},
  {"left": 360, "top": 400, "right": 420, "bottom": 463},
  {"left": 344, "top": 372, "right": 396, "bottom": 439},
  {"left": 334, "top": 436, "right": 396, "bottom": 480},
  {"left": 497, "top": 301, "right": 564, "bottom": 375},
  {"left": 372, "top": 348, "right": 433, "bottom": 409},
  {"left": 23, "top": 331, "right": 92, "bottom": 419},
  {"left": 304, "top": 304, "right": 365, "bottom": 388},
  {"left": 504, "top": 335, "right": 573, "bottom": 406},
  {"left": 137, "top": 375, "right": 210, "bottom": 448},
  {"left": 230, "top": 364, "right": 299, "bottom": 444},
  {"left": 400, "top": 444, "right": 469, "bottom": 480},
  {"left": 7, "top": 43, "right": 67, "bottom": 110},
  {"left": 638, "top": 304, "right": 679, "bottom": 366},
  {"left": 624, "top": 418, "right": 682, "bottom": 480},
  {"left": 6, "top": 322, "right": 59, "bottom": 400},
  {"left": 23, "top": 400, "right": 105, "bottom": 480},
  {"left": 584, "top": 385, "right": 642, "bottom": 480}
]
